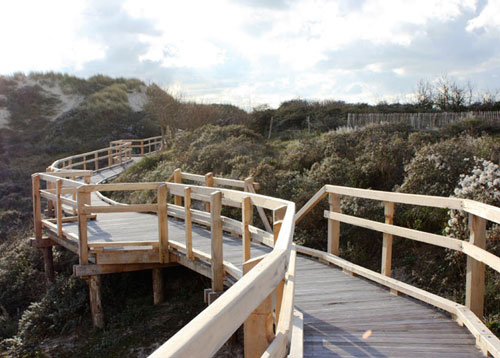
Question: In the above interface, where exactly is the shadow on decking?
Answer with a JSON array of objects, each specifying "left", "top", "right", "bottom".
[{"left": 303, "top": 312, "right": 387, "bottom": 358}]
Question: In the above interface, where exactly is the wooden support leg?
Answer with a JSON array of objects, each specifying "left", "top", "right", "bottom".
[
  {"left": 152, "top": 268, "right": 164, "bottom": 305},
  {"left": 88, "top": 275, "right": 104, "bottom": 328},
  {"left": 41, "top": 247, "right": 55, "bottom": 283}
]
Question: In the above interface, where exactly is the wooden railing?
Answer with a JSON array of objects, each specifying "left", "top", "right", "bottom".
[
  {"left": 110, "top": 135, "right": 162, "bottom": 157},
  {"left": 295, "top": 185, "right": 500, "bottom": 357},
  {"left": 32, "top": 136, "right": 298, "bottom": 358}
]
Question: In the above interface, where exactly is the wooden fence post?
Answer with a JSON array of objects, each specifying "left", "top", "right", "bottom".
[
  {"left": 32, "top": 175, "right": 42, "bottom": 240},
  {"left": 152, "top": 268, "right": 164, "bottom": 305},
  {"left": 88, "top": 275, "right": 104, "bottom": 328},
  {"left": 242, "top": 196, "right": 252, "bottom": 263},
  {"left": 174, "top": 169, "right": 182, "bottom": 206},
  {"left": 94, "top": 152, "right": 99, "bottom": 171},
  {"left": 157, "top": 184, "right": 169, "bottom": 263},
  {"left": 185, "top": 187, "right": 193, "bottom": 260},
  {"left": 210, "top": 191, "right": 223, "bottom": 292},
  {"left": 77, "top": 189, "right": 90, "bottom": 264},
  {"left": 205, "top": 172, "right": 214, "bottom": 212},
  {"left": 273, "top": 207, "right": 285, "bottom": 327},
  {"left": 328, "top": 193, "right": 341, "bottom": 255},
  {"left": 108, "top": 149, "right": 112, "bottom": 167},
  {"left": 56, "top": 179, "right": 63, "bottom": 237},
  {"left": 243, "top": 256, "right": 274, "bottom": 358},
  {"left": 466, "top": 214, "right": 486, "bottom": 318},
  {"left": 381, "top": 201, "right": 395, "bottom": 277},
  {"left": 140, "top": 140, "right": 144, "bottom": 155}
]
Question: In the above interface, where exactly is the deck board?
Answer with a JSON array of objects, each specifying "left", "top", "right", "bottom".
[{"left": 50, "top": 163, "right": 487, "bottom": 358}]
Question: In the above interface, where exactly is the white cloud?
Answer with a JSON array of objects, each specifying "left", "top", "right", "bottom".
[
  {"left": 467, "top": 0, "right": 500, "bottom": 32},
  {"left": 0, "top": 0, "right": 106, "bottom": 73}
]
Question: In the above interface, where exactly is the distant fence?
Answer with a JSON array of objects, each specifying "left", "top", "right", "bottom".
[{"left": 346, "top": 111, "right": 500, "bottom": 129}]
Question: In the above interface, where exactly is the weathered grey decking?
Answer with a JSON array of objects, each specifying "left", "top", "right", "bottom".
[{"left": 58, "top": 164, "right": 486, "bottom": 357}]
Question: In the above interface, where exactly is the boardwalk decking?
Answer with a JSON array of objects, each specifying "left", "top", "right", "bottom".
[{"left": 55, "top": 163, "right": 486, "bottom": 357}]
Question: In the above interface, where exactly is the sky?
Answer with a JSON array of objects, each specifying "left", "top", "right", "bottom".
[{"left": 0, "top": 0, "right": 499, "bottom": 109}]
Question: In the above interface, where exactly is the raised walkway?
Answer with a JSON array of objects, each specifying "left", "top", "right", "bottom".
[{"left": 31, "top": 137, "right": 500, "bottom": 358}]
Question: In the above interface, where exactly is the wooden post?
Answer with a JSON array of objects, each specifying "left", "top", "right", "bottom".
[
  {"left": 94, "top": 152, "right": 99, "bottom": 171},
  {"left": 205, "top": 172, "right": 214, "bottom": 212},
  {"left": 157, "top": 184, "right": 169, "bottom": 263},
  {"left": 32, "top": 175, "right": 42, "bottom": 240},
  {"left": 381, "top": 201, "right": 395, "bottom": 277},
  {"left": 466, "top": 214, "right": 486, "bottom": 318},
  {"left": 210, "top": 191, "right": 223, "bottom": 292},
  {"left": 83, "top": 156, "right": 87, "bottom": 170},
  {"left": 108, "top": 149, "right": 112, "bottom": 167},
  {"left": 88, "top": 275, "right": 104, "bottom": 328},
  {"left": 119, "top": 145, "right": 123, "bottom": 164},
  {"left": 185, "top": 187, "right": 193, "bottom": 260},
  {"left": 148, "top": 139, "right": 152, "bottom": 154},
  {"left": 243, "top": 257, "right": 274, "bottom": 358},
  {"left": 141, "top": 140, "right": 144, "bottom": 155},
  {"left": 56, "top": 179, "right": 63, "bottom": 237},
  {"left": 273, "top": 207, "right": 285, "bottom": 326},
  {"left": 41, "top": 247, "right": 55, "bottom": 283},
  {"left": 173, "top": 169, "right": 182, "bottom": 206},
  {"left": 152, "top": 268, "right": 164, "bottom": 305},
  {"left": 77, "top": 189, "right": 90, "bottom": 264},
  {"left": 327, "top": 193, "right": 341, "bottom": 255},
  {"left": 242, "top": 196, "right": 252, "bottom": 263}
]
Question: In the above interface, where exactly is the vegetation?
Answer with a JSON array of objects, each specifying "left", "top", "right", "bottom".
[{"left": 1, "top": 71, "right": 499, "bottom": 356}]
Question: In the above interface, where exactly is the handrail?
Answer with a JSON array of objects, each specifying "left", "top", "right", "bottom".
[
  {"left": 32, "top": 135, "right": 297, "bottom": 358},
  {"left": 295, "top": 184, "right": 500, "bottom": 357}
]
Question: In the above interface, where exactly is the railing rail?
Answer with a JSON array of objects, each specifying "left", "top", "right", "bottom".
[{"left": 295, "top": 184, "right": 500, "bottom": 357}]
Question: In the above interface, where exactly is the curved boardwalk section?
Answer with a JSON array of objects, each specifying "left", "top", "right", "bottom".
[{"left": 31, "top": 137, "right": 500, "bottom": 358}]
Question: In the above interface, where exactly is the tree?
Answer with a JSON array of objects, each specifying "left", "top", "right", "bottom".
[{"left": 144, "top": 84, "right": 183, "bottom": 147}]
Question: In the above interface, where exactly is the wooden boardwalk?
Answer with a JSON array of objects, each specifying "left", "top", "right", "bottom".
[{"left": 60, "top": 164, "right": 485, "bottom": 357}]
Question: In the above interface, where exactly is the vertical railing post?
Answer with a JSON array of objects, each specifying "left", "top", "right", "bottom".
[
  {"left": 141, "top": 140, "right": 144, "bottom": 155},
  {"left": 173, "top": 169, "right": 182, "bottom": 206},
  {"left": 94, "top": 152, "right": 99, "bottom": 171},
  {"left": 77, "top": 188, "right": 90, "bottom": 264},
  {"left": 242, "top": 196, "right": 252, "bottom": 263},
  {"left": 119, "top": 145, "right": 123, "bottom": 164},
  {"left": 205, "top": 172, "right": 214, "bottom": 212},
  {"left": 381, "top": 201, "right": 395, "bottom": 277},
  {"left": 56, "top": 179, "right": 63, "bottom": 237},
  {"left": 108, "top": 149, "right": 112, "bottom": 167},
  {"left": 327, "top": 193, "right": 341, "bottom": 255},
  {"left": 83, "top": 156, "right": 87, "bottom": 170},
  {"left": 210, "top": 191, "right": 223, "bottom": 292},
  {"left": 273, "top": 206, "right": 286, "bottom": 326},
  {"left": 157, "top": 184, "right": 169, "bottom": 263},
  {"left": 32, "top": 174, "right": 42, "bottom": 240},
  {"left": 243, "top": 256, "right": 274, "bottom": 358},
  {"left": 185, "top": 187, "right": 193, "bottom": 260},
  {"left": 466, "top": 214, "right": 486, "bottom": 318}
]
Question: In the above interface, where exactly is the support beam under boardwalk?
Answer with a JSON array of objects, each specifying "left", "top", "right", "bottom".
[
  {"left": 152, "top": 268, "right": 164, "bottom": 305},
  {"left": 88, "top": 275, "right": 104, "bottom": 328}
]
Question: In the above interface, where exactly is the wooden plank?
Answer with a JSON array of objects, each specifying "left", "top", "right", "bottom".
[
  {"left": 32, "top": 174, "right": 42, "bottom": 240},
  {"left": 242, "top": 196, "right": 252, "bottom": 263},
  {"left": 96, "top": 249, "right": 160, "bottom": 265},
  {"left": 158, "top": 184, "right": 169, "bottom": 263},
  {"left": 88, "top": 241, "right": 159, "bottom": 248},
  {"left": 185, "top": 187, "right": 193, "bottom": 260},
  {"left": 182, "top": 172, "right": 205, "bottom": 183},
  {"left": 289, "top": 309, "right": 304, "bottom": 358},
  {"left": 56, "top": 179, "right": 63, "bottom": 237},
  {"left": 295, "top": 187, "right": 327, "bottom": 224},
  {"left": 73, "top": 262, "right": 177, "bottom": 276},
  {"left": 174, "top": 169, "right": 183, "bottom": 206},
  {"left": 381, "top": 201, "right": 394, "bottom": 277},
  {"left": 324, "top": 211, "right": 463, "bottom": 251},
  {"left": 327, "top": 193, "right": 340, "bottom": 255},
  {"left": 213, "top": 177, "right": 245, "bottom": 188},
  {"left": 325, "top": 184, "right": 463, "bottom": 209},
  {"left": 204, "top": 172, "right": 214, "bottom": 212},
  {"left": 465, "top": 214, "right": 486, "bottom": 318},
  {"left": 83, "top": 204, "right": 158, "bottom": 214},
  {"left": 211, "top": 191, "right": 224, "bottom": 292},
  {"left": 77, "top": 190, "right": 90, "bottom": 264},
  {"left": 243, "top": 256, "right": 274, "bottom": 358},
  {"left": 463, "top": 199, "right": 500, "bottom": 225}
]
